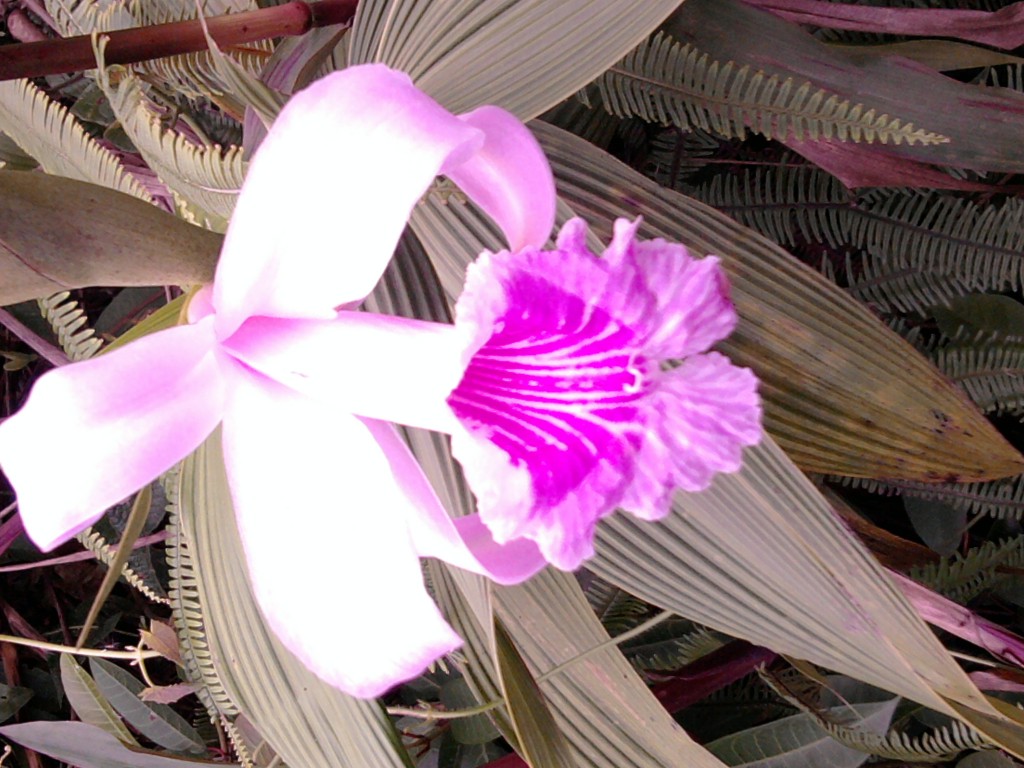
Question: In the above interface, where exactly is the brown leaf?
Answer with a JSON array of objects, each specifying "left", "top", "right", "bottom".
[{"left": 0, "top": 173, "right": 220, "bottom": 305}]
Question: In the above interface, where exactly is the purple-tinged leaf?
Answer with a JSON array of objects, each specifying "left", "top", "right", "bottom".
[
  {"left": 742, "top": 0, "right": 1024, "bottom": 51},
  {"left": 670, "top": 0, "right": 1024, "bottom": 174}
]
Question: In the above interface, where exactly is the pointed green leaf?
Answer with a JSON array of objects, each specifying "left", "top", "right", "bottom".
[
  {"left": 493, "top": 620, "right": 577, "bottom": 768},
  {"left": 89, "top": 658, "right": 205, "bottom": 755},
  {"left": 0, "top": 684, "right": 32, "bottom": 723},
  {"left": 59, "top": 654, "right": 137, "bottom": 746}
]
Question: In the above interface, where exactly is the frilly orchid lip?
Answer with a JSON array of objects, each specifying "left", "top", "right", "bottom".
[
  {"left": 0, "top": 63, "right": 554, "bottom": 698},
  {"left": 447, "top": 217, "right": 764, "bottom": 569}
]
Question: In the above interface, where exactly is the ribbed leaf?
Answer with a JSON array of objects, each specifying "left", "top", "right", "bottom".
[
  {"left": 588, "top": 437, "right": 1024, "bottom": 757},
  {"left": 59, "top": 655, "right": 136, "bottom": 746},
  {"left": 0, "top": 173, "right": 220, "bottom": 306},
  {"left": 529, "top": 121, "right": 1024, "bottom": 481},
  {"left": 0, "top": 79, "right": 153, "bottom": 203},
  {"left": 349, "top": 0, "right": 680, "bottom": 118},
  {"left": 89, "top": 658, "right": 206, "bottom": 755},
  {"left": 176, "top": 431, "right": 413, "bottom": 768}
]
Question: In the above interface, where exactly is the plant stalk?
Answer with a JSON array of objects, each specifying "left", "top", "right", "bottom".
[{"left": 0, "top": 0, "right": 358, "bottom": 81}]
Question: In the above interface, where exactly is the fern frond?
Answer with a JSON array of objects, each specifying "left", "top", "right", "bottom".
[
  {"left": 598, "top": 32, "right": 947, "bottom": 144},
  {"left": 696, "top": 164, "right": 1024, "bottom": 314},
  {"left": 815, "top": 711, "right": 989, "bottom": 761},
  {"left": 696, "top": 163, "right": 851, "bottom": 247},
  {"left": 642, "top": 128, "right": 724, "bottom": 190},
  {"left": 219, "top": 715, "right": 255, "bottom": 768},
  {"left": 762, "top": 669, "right": 991, "bottom": 761},
  {"left": 43, "top": 0, "right": 134, "bottom": 36},
  {"left": 77, "top": 527, "right": 170, "bottom": 605},
  {"left": 626, "top": 625, "right": 723, "bottom": 672},
  {"left": 37, "top": 292, "right": 103, "bottom": 362},
  {"left": 853, "top": 190, "right": 1024, "bottom": 301},
  {"left": 844, "top": 251, "right": 990, "bottom": 315},
  {"left": 910, "top": 536, "right": 1024, "bottom": 603},
  {"left": 585, "top": 580, "right": 650, "bottom": 635},
  {"left": 99, "top": 66, "right": 245, "bottom": 225},
  {"left": 0, "top": 79, "right": 154, "bottom": 203},
  {"left": 936, "top": 340, "right": 1024, "bottom": 416},
  {"left": 829, "top": 474, "right": 1024, "bottom": 521},
  {"left": 165, "top": 473, "right": 239, "bottom": 719}
]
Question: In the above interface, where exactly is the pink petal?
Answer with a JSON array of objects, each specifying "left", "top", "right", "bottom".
[
  {"left": 359, "top": 418, "right": 548, "bottom": 584},
  {"left": 213, "top": 64, "right": 484, "bottom": 336},
  {"left": 220, "top": 372, "right": 462, "bottom": 698},
  {"left": 601, "top": 218, "right": 738, "bottom": 359},
  {"left": 0, "top": 320, "right": 224, "bottom": 551},
  {"left": 221, "top": 313, "right": 466, "bottom": 434},
  {"left": 447, "top": 106, "right": 556, "bottom": 251},
  {"left": 623, "top": 353, "right": 762, "bottom": 519}
]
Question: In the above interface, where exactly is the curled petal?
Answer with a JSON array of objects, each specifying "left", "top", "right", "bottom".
[
  {"left": 220, "top": 373, "right": 462, "bottom": 697},
  {"left": 0, "top": 320, "right": 224, "bottom": 551},
  {"left": 360, "top": 418, "right": 548, "bottom": 584},
  {"left": 213, "top": 64, "right": 484, "bottom": 335},
  {"left": 623, "top": 353, "right": 762, "bottom": 518},
  {"left": 447, "top": 106, "right": 556, "bottom": 251}
]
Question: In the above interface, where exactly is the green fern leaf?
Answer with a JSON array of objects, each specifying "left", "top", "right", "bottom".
[
  {"left": 99, "top": 64, "right": 245, "bottom": 225},
  {"left": 164, "top": 471, "right": 240, "bottom": 720},
  {"left": 911, "top": 536, "right": 1024, "bottom": 603},
  {"left": 598, "top": 32, "right": 948, "bottom": 144},
  {"left": 0, "top": 79, "right": 153, "bottom": 203}
]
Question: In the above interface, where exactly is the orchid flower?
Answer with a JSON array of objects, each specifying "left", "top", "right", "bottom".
[
  {"left": 0, "top": 64, "right": 555, "bottom": 697},
  {"left": 0, "top": 63, "right": 761, "bottom": 698}
]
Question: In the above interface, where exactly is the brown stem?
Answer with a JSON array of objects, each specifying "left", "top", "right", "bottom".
[{"left": 0, "top": 0, "right": 359, "bottom": 81}]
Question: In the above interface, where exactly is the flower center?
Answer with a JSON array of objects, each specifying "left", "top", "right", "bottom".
[{"left": 448, "top": 281, "right": 650, "bottom": 508}]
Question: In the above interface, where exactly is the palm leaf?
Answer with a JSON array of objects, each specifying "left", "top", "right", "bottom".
[{"left": 349, "top": 0, "right": 682, "bottom": 118}]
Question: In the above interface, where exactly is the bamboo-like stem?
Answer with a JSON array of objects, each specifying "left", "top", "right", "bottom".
[{"left": 0, "top": 0, "right": 358, "bottom": 81}]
